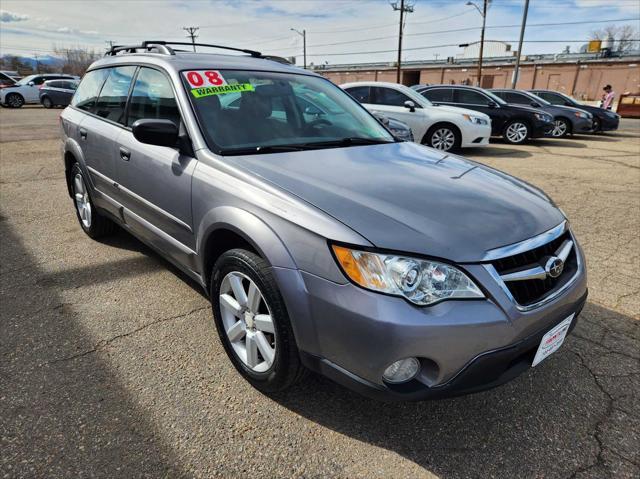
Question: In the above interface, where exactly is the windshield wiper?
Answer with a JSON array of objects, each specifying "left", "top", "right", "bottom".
[
  {"left": 218, "top": 144, "right": 310, "bottom": 156},
  {"left": 302, "top": 137, "right": 395, "bottom": 148}
]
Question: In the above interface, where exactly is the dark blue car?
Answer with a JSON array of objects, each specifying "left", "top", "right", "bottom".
[{"left": 39, "top": 79, "right": 79, "bottom": 108}]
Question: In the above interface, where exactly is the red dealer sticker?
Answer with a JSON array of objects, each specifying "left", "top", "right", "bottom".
[{"left": 183, "top": 70, "right": 227, "bottom": 88}]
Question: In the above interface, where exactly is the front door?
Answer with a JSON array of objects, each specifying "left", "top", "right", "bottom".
[
  {"left": 367, "top": 86, "right": 428, "bottom": 141},
  {"left": 115, "top": 67, "right": 197, "bottom": 269}
]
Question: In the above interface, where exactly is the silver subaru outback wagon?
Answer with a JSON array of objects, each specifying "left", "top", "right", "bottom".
[{"left": 60, "top": 42, "right": 587, "bottom": 400}]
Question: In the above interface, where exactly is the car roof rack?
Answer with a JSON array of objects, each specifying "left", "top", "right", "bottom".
[{"left": 105, "top": 41, "right": 262, "bottom": 58}]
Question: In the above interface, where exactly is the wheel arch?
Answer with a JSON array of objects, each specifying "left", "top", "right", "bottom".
[
  {"left": 197, "top": 206, "right": 298, "bottom": 291},
  {"left": 63, "top": 138, "right": 87, "bottom": 198},
  {"left": 422, "top": 121, "right": 462, "bottom": 145}
]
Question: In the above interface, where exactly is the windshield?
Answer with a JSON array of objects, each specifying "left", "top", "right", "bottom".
[
  {"left": 182, "top": 69, "right": 394, "bottom": 154},
  {"left": 483, "top": 89, "right": 507, "bottom": 105},
  {"left": 16, "top": 75, "right": 37, "bottom": 86}
]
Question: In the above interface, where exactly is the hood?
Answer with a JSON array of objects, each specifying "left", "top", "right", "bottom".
[
  {"left": 227, "top": 142, "right": 564, "bottom": 262},
  {"left": 432, "top": 104, "right": 490, "bottom": 119},
  {"left": 504, "top": 103, "right": 549, "bottom": 115},
  {"left": 539, "top": 104, "right": 591, "bottom": 118}
]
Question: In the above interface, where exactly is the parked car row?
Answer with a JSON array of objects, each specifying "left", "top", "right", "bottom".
[
  {"left": 0, "top": 73, "right": 79, "bottom": 108},
  {"left": 340, "top": 81, "right": 619, "bottom": 152}
]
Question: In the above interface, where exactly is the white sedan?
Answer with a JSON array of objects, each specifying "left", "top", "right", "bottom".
[
  {"left": 341, "top": 81, "right": 491, "bottom": 152},
  {"left": 0, "top": 73, "right": 78, "bottom": 108}
]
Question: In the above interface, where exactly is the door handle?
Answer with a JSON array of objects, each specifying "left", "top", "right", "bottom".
[
  {"left": 119, "top": 147, "right": 131, "bottom": 161},
  {"left": 79, "top": 128, "right": 87, "bottom": 140}
]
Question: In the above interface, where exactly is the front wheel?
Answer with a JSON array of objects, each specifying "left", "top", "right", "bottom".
[
  {"left": 425, "top": 124, "right": 460, "bottom": 152},
  {"left": 211, "top": 249, "right": 305, "bottom": 393},
  {"left": 503, "top": 121, "right": 530, "bottom": 144},
  {"left": 5, "top": 93, "right": 24, "bottom": 108},
  {"left": 551, "top": 118, "right": 570, "bottom": 137},
  {"left": 592, "top": 117, "right": 601, "bottom": 132}
]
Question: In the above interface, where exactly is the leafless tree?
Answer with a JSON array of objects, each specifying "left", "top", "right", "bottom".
[
  {"left": 52, "top": 44, "right": 101, "bottom": 76},
  {"left": 590, "top": 24, "right": 639, "bottom": 52}
]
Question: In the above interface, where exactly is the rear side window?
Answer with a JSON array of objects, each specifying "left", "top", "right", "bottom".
[
  {"left": 45, "top": 80, "right": 61, "bottom": 88},
  {"left": 127, "top": 67, "right": 180, "bottom": 127},
  {"left": 72, "top": 69, "right": 109, "bottom": 112},
  {"left": 536, "top": 91, "right": 563, "bottom": 104},
  {"left": 503, "top": 91, "right": 528, "bottom": 104},
  {"left": 371, "top": 87, "right": 413, "bottom": 107},
  {"left": 422, "top": 88, "right": 453, "bottom": 102},
  {"left": 95, "top": 66, "right": 137, "bottom": 125},
  {"left": 345, "top": 86, "right": 370, "bottom": 103}
]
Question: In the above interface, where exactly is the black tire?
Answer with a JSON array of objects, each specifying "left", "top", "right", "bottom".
[
  {"left": 5, "top": 93, "right": 24, "bottom": 108},
  {"left": 551, "top": 118, "right": 570, "bottom": 138},
  {"left": 70, "top": 163, "right": 116, "bottom": 239},
  {"left": 503, "top": 120, "right": 530, "bottom": 144},
  {"left": 41, "top": 96, "right": 53, "bottom": 108},
  {"left": 211, "top": 248, "right": 305, "bottom": 393},
  {"left": 592, "top": 117, "right": 601, "bottom": 132},
  {"left": 424, "top": 123, "right": 461, "bottom": 152}
]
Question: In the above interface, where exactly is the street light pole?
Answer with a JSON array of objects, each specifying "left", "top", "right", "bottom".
[
  {"left": 291, "top": 28, "right": 307, "bottom": 69},
  {"left": 512, "top": 0, "right": 530, "bottom": 88}
]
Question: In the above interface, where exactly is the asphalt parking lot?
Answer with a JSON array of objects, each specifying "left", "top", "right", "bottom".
[{"left": 1, "top": 106, "right": 638, "bottom": 478}]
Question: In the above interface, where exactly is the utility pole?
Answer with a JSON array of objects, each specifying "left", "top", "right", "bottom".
[
  {"left": 34, "top": 54, "right": 40, "bottom": 73},
  {"left": 105, "top": 40, "right": 115, "bottom": 53},
  {"left": 291, "top": 28, "right": 306, "bottom": 69},
  {"left": 466, "top": 0, "right": 489, "bottom": 87},
  {"left": 512, "top": 0, "right": 529, "bottom": 88},
  {"left": 183, "top": 26, "right": 199, "bottom": 52},
  {"left": 392, "top": 0, "right": 414, "bottom": 84}
]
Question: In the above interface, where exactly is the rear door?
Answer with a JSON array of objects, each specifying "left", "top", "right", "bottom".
[{"left": 115, "top": 66, "right": 197, "bottom": 267}]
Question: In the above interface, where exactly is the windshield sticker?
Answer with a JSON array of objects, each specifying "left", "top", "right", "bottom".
[
  {"left": 183, "top": 70, "right": 227, "bottom": 88},
  {"left": 191, "top": 83, "right": 254, "bottom": 98}
]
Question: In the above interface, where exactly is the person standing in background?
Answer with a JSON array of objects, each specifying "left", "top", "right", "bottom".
[{"left": 600, "top": 84, "right": 615, "bottom": 110}]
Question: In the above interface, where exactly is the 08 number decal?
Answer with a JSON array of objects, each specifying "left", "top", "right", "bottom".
[{"left": 183, "top": 70, "right": 227, "bottom": 88}]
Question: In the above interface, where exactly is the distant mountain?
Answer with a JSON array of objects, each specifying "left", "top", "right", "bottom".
[{"left": 0, "top": 54, "right": 64, "bottom": 70}]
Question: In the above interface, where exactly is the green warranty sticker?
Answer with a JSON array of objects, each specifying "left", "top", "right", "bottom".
[{"left": 191, "top": 83, "right": 254, "bottom": 98}]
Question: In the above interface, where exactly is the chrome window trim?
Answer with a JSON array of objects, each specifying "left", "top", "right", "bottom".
[
  {"left": 482, "top": 221, "right": 568, "bottom": 261},
  {"left": 484, "top": 230, "right": 581, "bottom": 312}
]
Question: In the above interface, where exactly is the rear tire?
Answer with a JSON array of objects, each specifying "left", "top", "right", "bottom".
[
  {"left": 503, "top": 120, "right": 530, "bottom": 144},
  {"left": 211, "top": 249, "right": 305, "bottom": 393},
  {"left": 41, "top": 96, "right": 53, "bottom": 108},
  {"left": 6, "top": 93, "right": 24, "bottom": 108},
  {"left": 424, "top": 124, "right": 461, "bottom": 152},
  {"left": 70, "top": 163, "right": 116, "bottom": 239}
]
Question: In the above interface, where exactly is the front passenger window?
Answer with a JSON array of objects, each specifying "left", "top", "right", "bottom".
[{"left": 127, "top": 68, "right": 180, "bottom": 127}]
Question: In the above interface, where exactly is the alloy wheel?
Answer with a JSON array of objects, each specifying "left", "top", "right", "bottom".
[
  {"left": 219, "top": 271, "right": 276, "bottom": 373},
  {"left": 551, "top": 119, "right": 568, "bottom": 137},
  {"left": 73, "top": 173, "right": 92, "bottom": 228},
  {"left": 431, "top": 128, "right": 456, "bottom": 151},
  {"left": 7, "top": 94, "right": 23, "bottom": 108},
  {"left": 505, "top": 122, "right": 528, "bottom": 143}
]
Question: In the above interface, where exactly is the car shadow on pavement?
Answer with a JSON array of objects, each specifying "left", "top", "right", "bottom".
[
  {"left": 272, "top": 302, "right": 639, "bottom": 478},
  {"left": 0, "top": 219, "right": 190, "bottom": 478},
  {"left": 463, "top": 146, "right": 532, "bottom": 158},
  {"left": 529, "top": 138, "right": 587, "bottom": 148}
]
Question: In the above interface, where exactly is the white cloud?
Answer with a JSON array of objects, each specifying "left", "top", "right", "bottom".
[{"left": 0, "top": 10, "right": 29, "bottom": 22}]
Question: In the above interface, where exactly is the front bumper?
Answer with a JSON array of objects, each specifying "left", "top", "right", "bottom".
[
  {"left": 460, "top": 123, "right": 491, "bottom": 148},
  {"left": 573, "top": 116, "right": 594, "bottom": 133},
  {"left": 531, "top": 118, "right": 554, "bottom": 138},
  {"left": 274, "top": 237, "right": 588, "bottom": 401},
  {"left": 598, "top": 114, "right": 620, "bottom": 131}
]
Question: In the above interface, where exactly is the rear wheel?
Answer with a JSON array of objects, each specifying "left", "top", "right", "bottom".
[
  {"left": 6, "top": 93, "right": 24, "bottom": 108},
  {"left": 211, "top": 249, "right": 305, "bottom": 393},
  {"left": 41, "top": 96, "right": 53, "bottom": 108},
  {"left": 503, "top": 120, "right": 529, "bottom": 144},
  {"left": 70, "top": 163, "right": 116, "bottom": 238},
  {"left": 551, "top": 118, "right": 570, "bottom": 137},
  {"left": 425, "top": 124, "right": 461, "bottom": 152}
]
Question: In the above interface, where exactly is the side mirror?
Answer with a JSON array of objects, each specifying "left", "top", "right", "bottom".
[
  {"left": 28, "top": 81, "right": 35, "bottom": 86},
  {"left": 132, "top": 119, "right": 178, "bottom": 147},
  {"left": 531, "top": 101, "right": 541, "bottom": 108},
  {"left": 404, "top": 100, "right": 416, "bottom": 112},
  {"left": 488, "top": 101, "right": 498, "bottom": 108},
  {"left": 304, "top": 105, "right": 323, "bottom": 116}
]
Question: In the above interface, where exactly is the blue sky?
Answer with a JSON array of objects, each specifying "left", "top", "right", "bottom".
[{"left": 1, "top": 0, "right": 638, "bottom": 66}]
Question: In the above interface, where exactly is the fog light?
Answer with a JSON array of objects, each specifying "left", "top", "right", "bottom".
[{"left": 382, "top": 358, "right": 420, "bottom": 384}]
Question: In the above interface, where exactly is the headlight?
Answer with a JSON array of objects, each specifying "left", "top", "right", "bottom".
[
  {"left": 574, "top": 111, "right": 589, "bottom": 119},
  {"left": 331, "top": 245, "right": 484, "bottom": 306},
  {"left": 534, "top": 113, "right": 552, "bottom": 122},
  {"left": 462, "top": 114, "right": 488, "bottom": 125}
]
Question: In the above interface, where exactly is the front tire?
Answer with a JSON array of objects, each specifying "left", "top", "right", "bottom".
[
  {"left": 592, "top": 117, "right": 601, "bottom": 132},
  {"left": 5, "top": 93, "right": 24, "bottom": 108},
  {"left": 551, "top": 118, "right": 570, "bottom": 137},
  {"left": 70, "top": 163, "right": 116, "bottom": 239},
  {"left": 503, "top": 120, "right": 530, "bottom": 144},
  {"left": 41, "top": 96, "right": 53, "bottom": 108},
  {"left": 211, "top": 249, "right": 305, "bottom": 393},
  {"left": 424, "top": 124, "right": 461, "bottom": 152}
]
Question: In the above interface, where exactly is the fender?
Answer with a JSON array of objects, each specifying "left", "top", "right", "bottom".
[
  {"left": 63, "top": 137, "right": 91, "bottom": 196},
  {"left": 196, "top": 205, "right": 298, "bottom": 274}
]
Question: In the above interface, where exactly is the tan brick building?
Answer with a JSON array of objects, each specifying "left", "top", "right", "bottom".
[{"left": 317, "top": 53, "right": 640, "bottom": 101}]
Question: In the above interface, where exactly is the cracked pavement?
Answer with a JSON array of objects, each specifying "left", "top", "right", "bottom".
[{"left": 1, "top": 107, "right": 638, "bottom": 478}]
